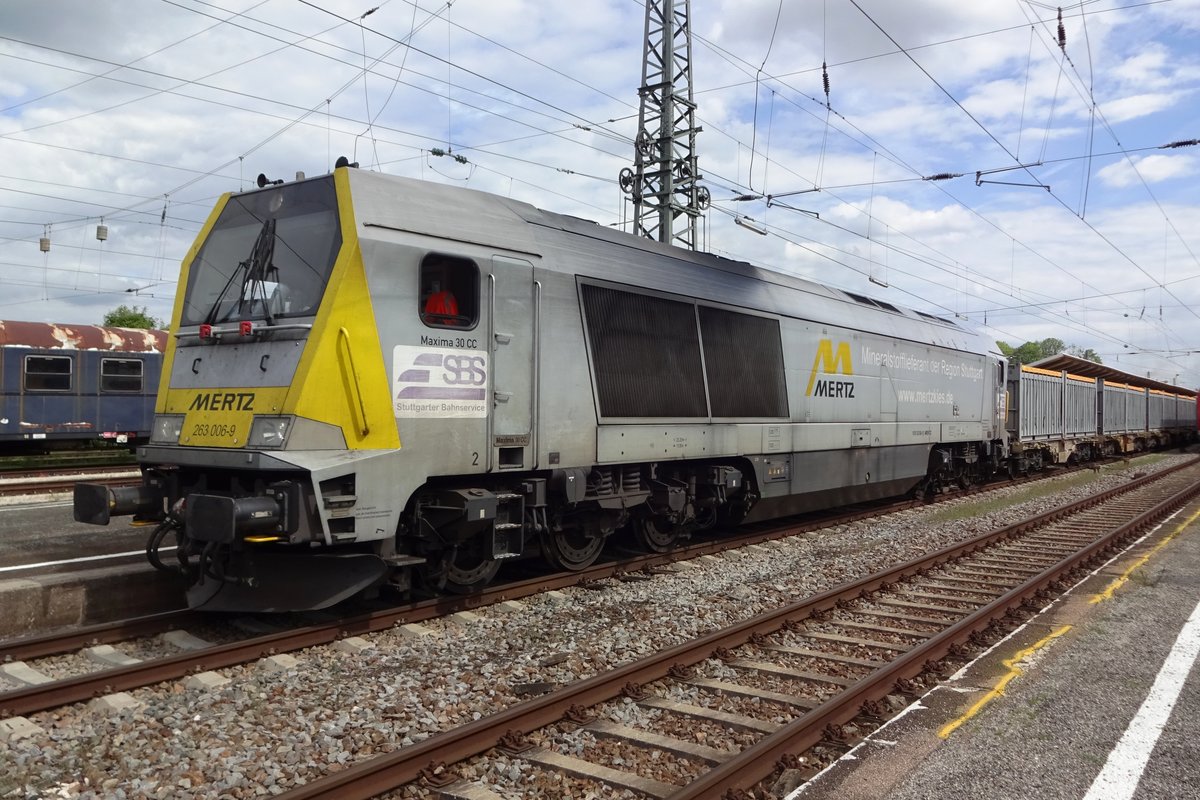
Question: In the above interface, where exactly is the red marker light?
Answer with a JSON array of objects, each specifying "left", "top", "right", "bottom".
[
  {"left": 240, "top": 321, "right": 253, "bottom": 336},
  {"left": 199, "top": 324, "right": 212, "bottom": 339}
]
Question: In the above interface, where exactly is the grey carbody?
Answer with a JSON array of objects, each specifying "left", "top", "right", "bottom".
[
  {"left": 267, "top": 170, "right": 1008, "bottom": 542},
  {"left": 1009, "top": 366, "right": 1195, "bottom": 463}
]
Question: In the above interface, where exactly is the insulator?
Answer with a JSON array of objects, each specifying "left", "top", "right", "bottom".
[
  {"left": 923, "top": 172, "right": 962, "bottom": 181},
  {"left": 95, "top": 224, "right": 108, "bottom": 241},
  {"left": 822, "top": 61, "right": 830, "bottom": 97},
  {"left": 1057, "top": 8, "right": 1066, "bottom": 50}
]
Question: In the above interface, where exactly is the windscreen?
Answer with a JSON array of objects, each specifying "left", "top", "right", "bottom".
[{"left": 180, "top": 176, "right": 341, "bottom": 326}]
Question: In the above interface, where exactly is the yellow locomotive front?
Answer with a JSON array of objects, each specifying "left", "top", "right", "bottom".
[{"left": 74, "top": 167, "right": 404, "bottom": 611}]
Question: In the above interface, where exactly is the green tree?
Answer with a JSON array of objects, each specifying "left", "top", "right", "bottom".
[
  {"left": 1066, "top": 346, "right": 1103, "bottom": 363},
  {"left": 1014, "top": 341, "right": 1043, "bottom": 363},
  {"left": 103, "top": 304, "right": 164, "bottom": 329},
  {"left": 1036, "top": 338, "right": 1065, "bottom": 358},
  {"left": 996, "top": 338, "right": 1102, "bottom": 365}
]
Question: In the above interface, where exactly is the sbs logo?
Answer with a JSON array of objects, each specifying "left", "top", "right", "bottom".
[{"left": 442, "top": 354, "right": 487, "bottom": 386}]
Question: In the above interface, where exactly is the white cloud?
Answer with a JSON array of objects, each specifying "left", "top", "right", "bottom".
[
  {"left": 1097, "top": 153, "right": 1197, "bottom": 188},
  {"left": 2, "top": 0, "right": 1200, "bottom": 382},
  {"left": 1099, "top": 91, "right": 1184, "bottom": 124}
]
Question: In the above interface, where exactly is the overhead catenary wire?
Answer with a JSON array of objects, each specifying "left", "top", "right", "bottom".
[
  {"left": 1, "top": 1, "right": 1195, "bottom": 380},
  {"left": 696, "top": 0, "right": 1200, "bottom": 350}
]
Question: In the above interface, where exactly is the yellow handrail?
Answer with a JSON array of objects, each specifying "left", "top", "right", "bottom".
[{"left": 337, "top": 326, "right": 369, "bottom": 437}]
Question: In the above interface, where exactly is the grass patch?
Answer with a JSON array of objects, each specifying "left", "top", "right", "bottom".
[
  {"left": 924, "top": 453, "right": 1164, "bottom": 524},
  {"left": 0, "top": 446, "right": 136, "bottom": 471}
]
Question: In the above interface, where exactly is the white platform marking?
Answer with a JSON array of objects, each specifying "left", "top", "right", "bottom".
[
  {"left": 1083, "top": 594, "right": 1200, "bottom": 800},
  {"left": 0, "top": 546, "right": 176, "bottom": 574}
]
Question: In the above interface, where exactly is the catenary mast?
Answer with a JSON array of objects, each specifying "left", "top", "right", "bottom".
[{"left": 621, "top": 0, "right": 710, "bottom": 250}]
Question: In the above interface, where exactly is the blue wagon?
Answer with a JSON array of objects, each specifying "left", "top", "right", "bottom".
[{"left": 0, "top": 321, "right": 165, "bottom": 449}]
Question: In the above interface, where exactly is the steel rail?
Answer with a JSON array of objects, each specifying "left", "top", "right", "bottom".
[
  {"left": 0, "top": 496, "right": 903, "bottom": 667},
  {"left": 674, "top": 469, "right": 1200, "bottom": 797},
  {"left": 0, "top": 449, "right": 1120, "bottom": 664},
  {"left": 0, "top": 610, "right": 202, "bottom": 663},
  {"left": 2, "top": 457, "right": 1188, "bottom": 718},
  {"left": 267, "top": 459, "right": 1200, "bottom": 800}
]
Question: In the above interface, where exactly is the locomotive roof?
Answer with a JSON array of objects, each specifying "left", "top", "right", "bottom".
[
  {"left": 1031, "top": 353, "right": 1196, "bottom": 397},
  {"left": 0, "top": 320, "right": 166, "bottom": 353},
  {"left": 346, "top": 170, "right": 998, "bottom": 358}
]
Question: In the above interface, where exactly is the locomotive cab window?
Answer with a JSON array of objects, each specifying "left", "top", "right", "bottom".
[
  {"left": 100, "top": 358, "right": 144, "bottom": 393},
  {"left": 24, "top": 355, "right": 72, "bottom": 392},
  {"left": 420, "top": 255, "right": 478, "bottom": 328}
]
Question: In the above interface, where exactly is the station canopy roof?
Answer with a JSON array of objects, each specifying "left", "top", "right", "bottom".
[{"left": 1029, "top": 353, "right": 1196, "bottom": 397}]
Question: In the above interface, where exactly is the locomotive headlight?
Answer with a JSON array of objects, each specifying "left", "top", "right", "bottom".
[
  {"left": 247, "top": 416, "right": 292, "bottom": 449},
  {"left": 150, "top": 415, "right": 184, "bottom": 444}
]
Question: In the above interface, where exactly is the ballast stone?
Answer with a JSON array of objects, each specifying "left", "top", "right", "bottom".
[
  {"left": 84, "top": 644, "right": 141, "bottom": 667},
  {"left": 333, "top": 636, "right": 374, "bottom": 654},
  {"left": 261, "top": 654, "right": 301, "bottom": 673},
  {"left": 492, "top": 599, "right": 525, "bottom": 614},
  {"left": 90, "top": 692, "right": 142, "bottom": 714},
  {"left": 183, "top": 671, "right": 230, "bottom": 690},
  {"left": 161, "top": 630, "right": 214, "bottom": 650},
  {"left": 0, "top": 661, "right": 54, "bottom": 686},
  {"left": 0, "top": 716, "right": 44, "bottom": 743},
  {"left": 395, "top": 622, "right": 439, "bottom": 639}
]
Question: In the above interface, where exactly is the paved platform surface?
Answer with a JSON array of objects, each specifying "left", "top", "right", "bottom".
[
  {"left": 0, "top": 497, "right": 184, "bottom": 638},
  {"left": 795, "top": 499, "right": 1200, "bottom": 800}
]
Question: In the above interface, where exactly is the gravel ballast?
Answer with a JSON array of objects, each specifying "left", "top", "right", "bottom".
[{"left": 0, "top": 456, "right": 1188, "bottom": 799}]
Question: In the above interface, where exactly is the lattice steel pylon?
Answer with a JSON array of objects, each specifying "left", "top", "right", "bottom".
[{"left": 620, "top": 0, "right": 710, "bottom": 250}]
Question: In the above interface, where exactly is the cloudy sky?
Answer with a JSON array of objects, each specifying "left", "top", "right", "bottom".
[{"left": 3, "top": 0, "right": 1199, "bottom": 385}]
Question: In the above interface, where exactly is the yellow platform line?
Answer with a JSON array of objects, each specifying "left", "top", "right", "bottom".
[
  {"left": 1090, "top": 507, "right": 1200, "bottom": 605},
  {"left": 938, "top": 625, "right": 1072, "bottom": 739},
  {"left": 939, "top": 502, "right": 1200, "bottom": 739}
]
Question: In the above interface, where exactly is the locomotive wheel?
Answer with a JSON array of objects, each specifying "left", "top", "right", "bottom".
[
  {"left": 444, "top": 549, "right": 501, "bottom": 594},
  {"left": 541, "top": 527, "right": 604, "bottom": 571},
  {"left": 633, "top": 513, "right": 682, "bottom": 553},
  {"left": 693, "top": 505, "right": 717, "bottom": 531}
]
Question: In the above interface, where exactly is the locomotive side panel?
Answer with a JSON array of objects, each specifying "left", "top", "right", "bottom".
[{"left": 355, "top": 230, "right": 492, "bottom": 479}]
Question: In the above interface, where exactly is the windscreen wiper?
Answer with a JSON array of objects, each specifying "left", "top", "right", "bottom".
[
  {"left": 238, "top": 219, "right": 278, "bottom": 326},
  {"left": 202, "top": 219, "right": 276, "bottom": 326}
]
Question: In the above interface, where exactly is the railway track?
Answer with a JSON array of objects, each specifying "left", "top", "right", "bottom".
[
  {"left": 0, "top": 456, "right": 1175, "bottom": 721},
  {"left": 0, "top": 458, "right": 1194, "bottom": 799},
  {"left": 244, "top": 458, "right": 1199, "bottom": 799},
  {"left": 0, "top": 464, "right": 139, "bottom": 497}
]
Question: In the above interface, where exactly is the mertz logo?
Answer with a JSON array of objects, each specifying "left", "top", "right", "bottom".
[
  {"left": 805, "top": 339, "right": 855, "bottom": 398},
  {"left": 189, "top": 391, "right": 255, "bottom": 411}
]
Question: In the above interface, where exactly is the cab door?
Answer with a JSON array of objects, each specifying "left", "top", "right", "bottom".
[{"left": 489, "top": 256, "right": 536, "bottom": 469}]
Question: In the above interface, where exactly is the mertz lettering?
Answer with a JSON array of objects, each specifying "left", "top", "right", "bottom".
[
  {"left": 812, "top": 380, "right": 855, "bottom": 399},
  {"left": 189, "top": 391, "right": 256, "bottom": 411}
]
